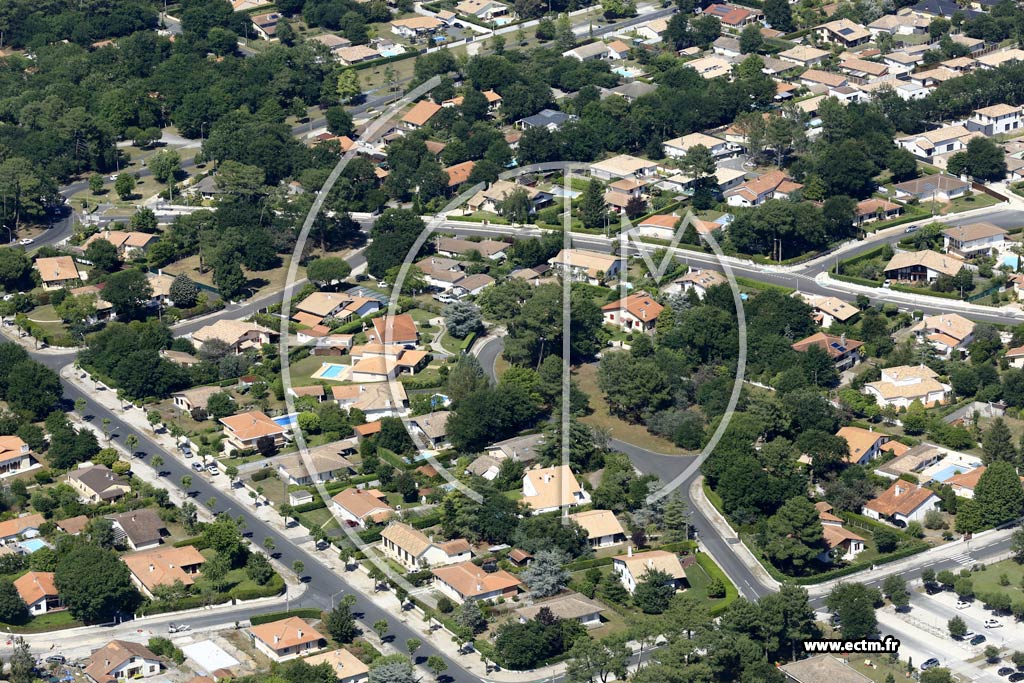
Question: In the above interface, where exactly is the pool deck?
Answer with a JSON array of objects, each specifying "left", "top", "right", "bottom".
[{"left": 311, "top": 363, "right": 351, "bottom": 382}]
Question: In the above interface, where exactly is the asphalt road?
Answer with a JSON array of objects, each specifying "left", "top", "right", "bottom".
[{"left": 29, "top": 353, "right": 479, "bottom": 683}]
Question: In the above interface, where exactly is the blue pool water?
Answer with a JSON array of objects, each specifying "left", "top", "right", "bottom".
[
  {"left": 273, "top": 414, "right": 298, "bottom": 428},
  {"left": 379, "top": 47, "right": 404, "bottom": 57},
  {"left": 319, "top": 364, "right": 347, "bottom": 379},
  {"left": 931, "top": 464, "right": 977, "bottom": 482},
  {"left": 20, "top": 538, "right": 47, "bottom": 553},
  {"left": 1004, "top": 254, "right": 1020, "bottom": 270}
]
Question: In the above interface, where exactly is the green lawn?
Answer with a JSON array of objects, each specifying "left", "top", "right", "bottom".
[
  {"left": 968, "top": 559, "right": 1024, "bottom": 602},
  {"left": 5, "top": 610, "right": 81, "bottom": 633}
]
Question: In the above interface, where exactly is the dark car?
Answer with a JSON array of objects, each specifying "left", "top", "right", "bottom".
[
  {"left": 971, "top": 634, "right": 987, "bottom": 646},
  {"left": 999, "top": 667, "right": 1015, "bottom": 676},
  {"left": 925, "top": 583, "right": 942, "bottom": 595},
  {"left": 1009, "top": 673, "right": 1024, "bottom": 682},
  {"left": 921, "top": 658, "right": 940, "bottom": 670}
]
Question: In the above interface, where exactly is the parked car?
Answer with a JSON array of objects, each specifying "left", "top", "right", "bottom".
[
  {"left": 1009, "top": 673, "right": 1024, "bottom": 682},
  {"left": 44, "top": 655, "right": 65, "bottom": 665},
  {"left": 970, "top": 634, "right": 987, "bottom": 646},
  {"left": 168, "top": 623, "right": 190, "bottom": 634},
  {"left": 925, "top": 583, "right": 942, "bottom": 595},
  {"left": 192, "top": 461, "right": 204, "bottom": 472},
  {"left": 986, "top": 619, "right": 1003, "bottom": 629},
  {"left": 999, "top": 667, "right": 1015, "bottom": 676},
  {"left": 921, "top": 658, "right": 940, "bottom": 670},
  {"left": 18, "top": 238, "right": 33, "bottom": 246},
  {"left": 956, "top": 600, "right": 971, "bottom": 609},
  {"left": 206, "top": 464, "right": 220, "bottom": 475}
]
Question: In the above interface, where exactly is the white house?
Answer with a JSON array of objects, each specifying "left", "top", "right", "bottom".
[
  {"left": 864, "top": 365, "right": 951, "bottom": 409},
  {"left": 562, "top": 41, "right": 610, "bottom": 61},
  {"left": 601, "top": 291, "right": 664, "bottom": 334},
  {"left": 515, "top": 593, "right": 605, "bottom": 628},
  {"left": 13, "top": 571, "right": 60, "bottom": 616},
  {"left": 548, "top": 249, "right": 622, "bottom": 285},
  {"left": 330, "top": 488, "right": 394, "bottom": 528},
  {"left": 85, "top": 641, "right": 162, "bottom": 683},
  {"left": 668, "top": 268, "right": 728, "bottom": 299},
  {"left": 897, "top": 125, "right": 977, "bottom": 161},
  {"left": 835, "top": 426, "right": 892, "bottom": 466},
  {"left": 942, "top": 222, "right": 1007, "bottom": 258},
  {"left": 590, "top": 154, "right": 659, "bottom": 181},
  {"left": 380, "top": 522, "right": 471, "bottom": 570},
  {"left": 522, "top": 465, "right": 591, "bottom": 513},
  {"left": 612, "top": 548, "right": 686, "bottom": 593},
  {"left": 431, "top": 562, "right": 522, "bottom": 603},
  {"left": 249, "top": 618, "right": 325, "bottom": 662},
  {"left": 815, "top": 503, "right": 865, "bottom": 563},
  {"left": 914, "top": 313, "right": 976, "bottom": 359},
  {"left": 569, "top": 510, "right": 627, "bottom": 548},
  {"left": 662, "top": 132, "right": 735, "bottom": 159},
  {"left": 966, "top": 104, "right": 1022, "bottom": 136},
  {"left": 862, "top": 481, "right": 940, "bottom": 527}
]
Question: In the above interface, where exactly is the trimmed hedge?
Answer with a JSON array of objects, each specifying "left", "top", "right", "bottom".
[
  {"left": 293, "top": 499, "right": 328, "bottom": 514},
  {"left": 831, "top": 273, "right": 882, "bottom": 288},
  {"left": 230, "top": 573, "right": 286, "bottom": 600},
  {"left": 250, "top": 608, "right": 322, "bottom": 625},
  {"left": 699, "top": 552, "right": 739, "bottom": 617},
  {"left": 138, "top": 593, "right": 231, "bottom": 616},
  {"left": 566, "top": 556, "right": 614, "bottom": 572},
  {"left": 173, "top": 536, "right": 210, "bottom": 550}
]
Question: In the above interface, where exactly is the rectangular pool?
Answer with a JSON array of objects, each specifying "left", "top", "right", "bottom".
[
  {"left": 313, "top": 363, "right": 348, "bottom": 380},
  {"left": 930, "top": 464, "right": 976, "bottom": 482},
  {"left": 273, "top": 414, "right": 298, "bottom": 428},
  {"left": 20, "top": 538, "right": 47, "bottom": 553}
]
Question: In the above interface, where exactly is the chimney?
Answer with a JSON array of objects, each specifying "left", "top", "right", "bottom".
[
  {"left": 298, "top": 629, "right": 303, "bottom": 639},
  {"left": 894, "top": 484, "right": 904, "bottom": 496},
  {"left": 840, "top": 333, "right": 845, "bottom": 346},
  {"left": 647, "top": 559, "right": 654, "bottom": 569},
  {"left": 149, "top": 563, "right": 155, "bottom": 572},
  {"left": 476, "top": 582, "right": 483, "bottom": 592},
  {"left": 274, "top": 635, "right": 281, "bottom": 644}
]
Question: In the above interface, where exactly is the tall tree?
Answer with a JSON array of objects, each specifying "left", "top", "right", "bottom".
[
  {"left": 763, "top": 496, "right": 823, "bottom": 574},
  {"left": 974, "top": 460, "right": 1024, "bottom": 527}
]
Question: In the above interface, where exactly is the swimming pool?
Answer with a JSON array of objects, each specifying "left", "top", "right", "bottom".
[
  {"left": 312, "top": 363, "right": 348, "bottom": 380},
  {"left": 273, "top": 414, "right": 298, "bottom": 428},
  {"left": 20, "top": 538, "right": 47, "bottom": 553},
  {"left": 931, "top": 464, "right": 976, "bottom": 482}
]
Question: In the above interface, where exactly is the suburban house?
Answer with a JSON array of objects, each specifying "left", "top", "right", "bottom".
[
  {"left": 685, "top": 55, "right": 732, "bottom": 80},
  {"left": 0, "top": 513, "right": 45, "bottom": 544},
  {"left": 604, "top": 177, "right": 646, "bottom": 212},
  {"left": 522, "top": 465, "right": 591, "bottom": 513},
  {"left": 569, "top": 510, "right": 627, "bottom": 548},
  {"left": 864, "top": 365, "right": 952, "bottom": 408},
  {"left": 295, "top": 291, "right": 381, "bottom": 326},
  {"left": 436, "top": 237, "right": 510, "bottom": 260},
  {"left": 275, "top": 446, "right": 355, "bottom": 486},
  {"left": 122, "top": 545, "right": 207, "bottom": 598},
  {"left": 868, "top": 13, "right": 930, "bottom": 34},
  {"left": 13, "top": 571, "right": 61, "bottom": 615},
  {"left": 612, "top": 548, "right": 686, "bottom": 593},
  {"left": 799, "top": 69, "right": 849, "bottom": 90},
  {"left": 724, "top": 170, "right": 802, "bottom": 207},
  {"left": 465, "top": 179, "right": 552, "bottom": 214},
  {"left": 883, "top": 249, "right": 966, "bottom": 282},
  {"left": 106, "top": 509, "right": 167, "bottom": 551},
  {"left": 304, "top": 649, "right": 369, "bottom": 683},
  {"left": 662, "top": 132, "right": 735, "bottom": 159},
  {"left": 562, "top": 41, "right": 610, "bottom": 61},
  {"left": 515, "top": 593, "right": 605, "bottom": 628},
  {"left": 430, "top": 561, "right": 523, "bottom": 604},
  {"left": 548, "top": 249, "right": 622, "bottom": 285},
  {"left": 839, "top": 57, "right": 888, "bottom": 80},
  {"left": 172, "top": 386, "right": 227, "bottom": 414},
  {"left": 942, "top": 222, "right": 1007, "bottom": 258},
  {"left": 669, "top": 269, "right": 728, "bottom": 299},
  {"left": 815, "top": 503, "right": 866, "bottom": 563},
  {"left": 347, "top": 348, "right": 428, "bottom": 382},
  {"left": 400, "top": 99, "right": 442, "bottom": 131},
  {"left": 943, "top": 465, "right": 989, "bottom": 499},
  {"left": 66, "top": 465, "right": 131, "bottom": 504},
  {"left": 368, "top": 314, "right": 418, "bottom": 346},
  {"left": 0, "top": 435, "right": 34, "bottom": 478},
  {"left": 517, "top": 109, "right": 575, "bottom": 131},
  {"left": 190, "top": 320, "right": 276, "bottom": 354},
  {"left": 914, "top": 313, "right": 976, "bottom": 359},
  {"left": 379, "top": 521, "right": 471, "bottom": 570},
  {"left": 34, "top": 255, "right": 83, "bottom": 289},
  {"left": 702, "top": 3, "right": 759, "bottom": 30},
  {"left": 897, "top": 125, "right": 977, "bottom": 160},
  {"left": 797, "top": 294, "right": 860, "bottom": 329},
  {"left": 309, "top": 33, "right": 352, "bottom": 55},
  {"left": 816, "top": 19, "right": 871, "bottom": 47},
  {"left": 331, "top": 488, "right": 394, "bottom": 527},
  {"left": 331, "top": 382, "right": 409, "bottom": 421},
  {"left": 863, "top": 481, "right": 941, "bottom": 526},
  {"left": 390, "top": 16, "right": 444, "bottom": 39},
  {"left": 455, "top": 0, "right": 510, "bottom": 20},
  {"left": 220, "top": 411, "right": 289, "bottom": 453},
  {"left": 486, "top": 433, "right": 544, "bottom": 462},
  {"left": 778, "top": 45, "right": 829, "bottom": 67},
  {"left": 855, "top": 198, "right": 903, "bottom": 225},
  {"left": 85, "top": 641, "right": 162, "bottom": 683},
  {"left": 590, "top": 154, "right": 659, "bottom": 181},
  {"left": 1007, "top": 345, "right": 1024, "bottom": 368},
  {"left": 82, "top": 230, "right": 159, "bottom": 259},
  {"left": 791, "top": 332, "right": 864, "bottom": 371},
  {"left": 966, "top": 103, "right": 1022, "bottom": 136},
  {"left": 249, "top": 617, "right": 325, "bottom": 662},
  {"left": 251, "top": 12, "right": 280, "bottom": 39},
  {"left": 417, "top": 256, "right": 467, "bottom": 291},
  {"left": 336, "top": 45, "right": 380, "bottom": 66},
  {"left": 601, "top": 291, "right": 664, "bottom": 333},
  {"left": 836, "top": 426, "right": 892, "bottom": 465},
  {"left": 409, "top": 411, "right": 450, "bottom": 448}
]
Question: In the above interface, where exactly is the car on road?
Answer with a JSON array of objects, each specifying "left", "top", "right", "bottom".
[
  {"left": 921, "top": 658, "right": 940, "bottom": 670},
  {"left": 970, "top": 634, "right": 987, "bottom": 646},
  {"left": 904, "top": 225, "right": 919, "bottom": 233},
  {"left": 986, "top": 619, "right": 1003, "bottom": 628},
  {"left": 999, "top": 667, "right": 1015, "bottom": 676},
  {"left": 956, "top": 600, "right": 971, "bottom": 609},
  {"left": 206, "top": 464, "right": 220, "bottom": 475},
  {"left": 191, "top": 461, "right": 204, "bottom": 472},
  {"left": 18, "top": 238, "right": 33, "bottom": 245}
]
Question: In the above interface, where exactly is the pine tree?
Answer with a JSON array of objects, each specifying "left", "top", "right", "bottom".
[
  {"left": 983, "top": 418, "right": 1017, "bottom": 464},
  {"left": 661, "top": 495, "right": 688, "bottom": 542},
  {"left": 169, "top": 274, "right": 199, "bottom": 309},
  {"left": 764, "top": 496, "right": 824, "bottom": 573},
  {"left": 579, "top": 179, "right": 606, "bottom": 230}
]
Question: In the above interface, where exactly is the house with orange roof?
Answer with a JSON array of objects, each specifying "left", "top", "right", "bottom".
[
  {"left": 354, "top": 421, "right": 383, "bottom": 440},
  {"left": 82, "top": 230, "right": 159, "bottom": 259},
  {"left": 401, "top": 99, "right": 442, "bottom": 130},
  {"left": 122, "top": 545, "right": 207, "bottom": 597},
  {"left": 913, "top": 313, "right": 975, "bottom": 359},
  {"left": 304, "top": 648, "right": 369, "bottom": 683},
  {"left": 863, "top": 480, "right": 940, "bottom": 526},
  {"left": 815, "top": 502, "right": 866, "bottom": 563},
  {"left": 444, "top": 160, "right": 475, "bottom": 189},
  {"left": 85, "top": 641, "right": 162, "bottom": 683},
  {"left": 835, "top": 426, "right": 892, "bottom": 465},
  {"left": 14, "top": 571, "right": 61, "bottom": 615},
  {"left": 0, "top": 435, "right": 35, "bottom": 477},
  {"left": 702, "top": 3, "right": 760, "bottom": 30},
  {"left": 724, "top": 170, "right": 802, "bottom": 207},
  {"left": 1007, "top": 345, "right": 1024, "bottom": 369},
  {"left": 0, "top": 513, "right": 45, "bottom": 545},
  {"left": 601, "top": 291, "right": 663, "bottom": 333},
  {"left": 522, "top": 465, "right": 591, "bottom": 513},
  {"left": 865, "top": 365, "right": 951, "bottom": 409},
  {"left": 220, "top": 411, "right": 289, "bottom": 453},
  {"left": 380, "top": 521, "right": 471, "bottom": 570},
  {"left": 855, "top": 198, "right": 903, "bottom": 225},
  {"left": 946, "top": 465, "right": 991, "bottom": 499},
  {"left": 791, "top": 332, "right": 864, "bottom": 370},
  {"left": 34, "top": 255, "right": 83, "bottom": 290},
  {"left": 368, "top": 314, "right": 418, "bottom": 346},
  {"left": 606, "top": 39, "right": 631, "bottom": 60},
  {"left": 249, "top": 617, "right": 325, "bottom": 661},
  {"left": 331, "top": 487, "right": 394, "bottom": 527},
  {"left": 613, "top": 548, "right": 686, "bottom": 593},
  {"left": 431, "top": 561, "right": 522, "bottom": 603},
  {"left": 669, "top": 268, "right": 727, "bottom": 299},
  {"left": 331, "top": 382, "right": 408, "bottom": 420}
]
